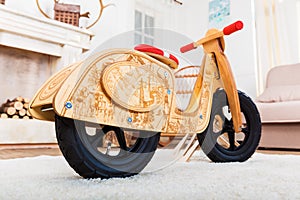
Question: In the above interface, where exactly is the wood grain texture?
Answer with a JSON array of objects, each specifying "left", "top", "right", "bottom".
[
  {"left": 29, "top": 62, "right": 81, "bottom": 121},
  {"left": 29, "top": 46, "right": 235, "bottom": 135},
  {"left": 52, "top": 50, "right": 219, "bottom": 134},
  {"left": 202, "top": 29, "right": 242, "bottom": 132}
]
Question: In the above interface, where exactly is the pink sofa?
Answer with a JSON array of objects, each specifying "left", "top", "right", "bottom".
[{"left": 256, "top": 63, "right": 300, "bottom": 149}]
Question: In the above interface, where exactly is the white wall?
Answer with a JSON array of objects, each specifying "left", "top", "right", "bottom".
[
  {"left": 226, "top": 0, "right": 257, "bottom": 98},
  {"left": 172, "top": 0, "right": 258, "bottom": 98},
  {"left": 87, "top": 0, "right": 207, "bottom": 54},
  {"left": 255, "top": 0, "right": 300, "bottom": 93}
]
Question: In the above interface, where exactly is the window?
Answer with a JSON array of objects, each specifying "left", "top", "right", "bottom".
[{"left": 134, "top": 10, "right": 155, "bottom": 45}]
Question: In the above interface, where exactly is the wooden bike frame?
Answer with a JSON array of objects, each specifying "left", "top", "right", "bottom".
[
  {"left": 29, "top": 21, "right": 244, "bottom": 136},
  {"left": 180, "top": 21, "right": 244, "bottom": 133}
]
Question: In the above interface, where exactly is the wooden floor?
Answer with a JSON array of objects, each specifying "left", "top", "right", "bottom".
[
  {"left": 0, "top": 144, "right": 300, "bottom": 160},
  {"left": 257, "top": 148, "right": 300, "bottom": 155},
  {"left": 0, "top": 144, "right": 62, "bottom": 159}
]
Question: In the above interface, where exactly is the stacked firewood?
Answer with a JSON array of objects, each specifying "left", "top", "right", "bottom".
[{"left": 0, "top": 97, "right": 32, "bottom": 119}]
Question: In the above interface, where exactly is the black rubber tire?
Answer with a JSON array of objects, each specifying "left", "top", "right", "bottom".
[
  {"left": 197, "top": 90, "right": 261, "bottom": 162},
  {"left": 55, "top": 115, "right": 160, "bottom": 179}
]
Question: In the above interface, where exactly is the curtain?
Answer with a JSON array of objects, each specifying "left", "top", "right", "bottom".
[{"left": 254, "top": 0, "right": 300, "bottom": 93}]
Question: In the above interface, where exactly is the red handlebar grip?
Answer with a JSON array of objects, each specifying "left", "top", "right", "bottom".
[
  {"left": 180, "top": 43, "right": 196, "bottom": 53},
  {"left": 223, "top": 21, "right": 244, "bottom": 35}
]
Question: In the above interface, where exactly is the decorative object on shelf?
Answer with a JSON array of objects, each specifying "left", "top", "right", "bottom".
[
  {"left": 36, "top": 0, "right": 113, "bottom": 28},
  {"left": 0, "top": 97, "right": 32, "bottom": 119},
  {"left": 0, "top": 0, "right": 5, "bottom": 5},
  {"left": 54, "top": 2, "right": 80, "bottom": 27}
]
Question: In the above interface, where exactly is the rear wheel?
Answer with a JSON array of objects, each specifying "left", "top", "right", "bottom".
[
  {"left": 197, "top": 90, "right": 261, "bottom": 162},
  {"left": 55, "top": 115, "right": 160, "bottom": 179}
]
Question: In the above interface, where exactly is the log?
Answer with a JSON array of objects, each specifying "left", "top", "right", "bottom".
[
  {"left": 5, "top": 102, "right": 17, "bottom": 108},
  {"left": 23, "top": 102, "right": 29, "bottom": 109},
  {"left": 4, "top": 107, "right": 16, "bottom": 116},
  {"left": 18, "top": 108, "right": 26, "bottom": 117},
  {"left": 26, "top": 110, "right": 31, "bottom": 117},
  {"left": 14, "top": 96, "right": 23, "bottom": 102},
  {"left": 22, "top": 116, "right": 30, "bottom": 120},
  {"left": 23, "top": 98, "right": 30, "bottom": 103},
  {"left": 5, "top": 99, "right": 12, "bottom": 104},
  {"left": 0, "top": 97, "right": 32, "bottom": 118},
  {"left": 0, "top": 113, "right": 8, "bottom": 119},
  {"left": 14, "top": 101, "right": 23, "bottom": 110},
  {"left": 12, "top": 115, "right": 19, "bottom": 119}
]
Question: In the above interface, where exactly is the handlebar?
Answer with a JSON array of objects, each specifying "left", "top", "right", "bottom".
[
  {"left": 180, "top": 43, "right": 196, "bottom": 53},
  {"left": 223, "top": 21, "right": 243, "bottom": 35},
  {"left": 180, "top": 20, "right": 244, "bottom": 53}
]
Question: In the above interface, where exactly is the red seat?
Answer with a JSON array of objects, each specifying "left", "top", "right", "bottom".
[{"left": 134, "top": 44, "right": 179, "bottom": 69}]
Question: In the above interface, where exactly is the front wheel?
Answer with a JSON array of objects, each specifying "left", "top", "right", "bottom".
[
  {"left": 55, "top": 115, "right": 160, "bottom": 179},
  {"left": 197, "top": 90, "right": 261, "bottom": 162}
]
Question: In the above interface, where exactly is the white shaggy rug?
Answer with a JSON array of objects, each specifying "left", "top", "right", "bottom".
[{"left": 0, "top": 151, "right": 300, "bottom": 200}]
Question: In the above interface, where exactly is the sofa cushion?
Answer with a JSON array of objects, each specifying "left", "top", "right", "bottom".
[
  {"left": 266, "top": 64, "right": 300, "bottom": 87},
  {"left": 256, "top": 85, "right": 300, "bottom": 103},
  {"left": 256, "top": 101, "right": 300, "bottom": 123}
]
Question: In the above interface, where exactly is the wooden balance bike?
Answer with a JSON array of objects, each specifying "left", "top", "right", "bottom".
[{"left": 29, "top": 21, "right": 261, "bottom": 179}]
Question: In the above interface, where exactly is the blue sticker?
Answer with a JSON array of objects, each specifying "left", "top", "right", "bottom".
[
  {"left": 199, "top": 114, "right": 203, "bottom": 119},
  {"left": 167, "top": 89, "right": 171, "bottom": 95},
  {"left": 127, "top": 117, "right": 133, "bottom": 123},
  {"left": 65, "top": 101, "right": 73, "bottom": 109}
]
